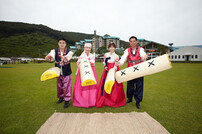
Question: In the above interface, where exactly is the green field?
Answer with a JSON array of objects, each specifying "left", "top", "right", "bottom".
[{"left": 0, "top": 62, "right": 201, "bottom": 134}]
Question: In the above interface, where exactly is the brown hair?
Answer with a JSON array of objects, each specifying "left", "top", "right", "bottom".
[{"left": 108, "top": 42, "right": 116, "bottom": 49}]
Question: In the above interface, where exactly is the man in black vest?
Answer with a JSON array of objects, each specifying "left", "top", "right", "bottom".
[{"left": 45, "top": 37, "right": 72, "bottom": 108}]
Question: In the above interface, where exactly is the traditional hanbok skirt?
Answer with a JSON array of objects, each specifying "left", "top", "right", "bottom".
[
  {"left": 73, "top": 66, "right": 98, "bottom": 108},
  {"left": 96, "top": 63, "right": 126, "bottom": 107}
]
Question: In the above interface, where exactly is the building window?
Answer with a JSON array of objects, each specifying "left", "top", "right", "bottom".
[
  {"left": 178, "top": 55, "right": 180, "bottom": 59},
  {"left": 195, "top": 55, "right": 198, "bottom": 59},
  {"left": 175, "top": 55, "right": 177, "bottom": 59},
  {"left": 192, "top": 55, "right": 194, "bottom": 59},
  {"left": 182, "top": 55, "right": 184, "bottom": 59},
  {"left": 171, "top": 55, "right": 173, "bottom": 59}
]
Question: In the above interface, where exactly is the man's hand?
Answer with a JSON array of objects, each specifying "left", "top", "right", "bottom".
[
  {"left": 45, "top": 55, "right": 52, "bottom": 61},
  {"left": 142, "top": 53, "right": 150, "bottom": 61},
  {"left": 59, "top": 55, "right": 64, "bottom": 62}
]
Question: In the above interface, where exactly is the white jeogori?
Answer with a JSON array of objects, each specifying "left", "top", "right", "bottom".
[
  {"left": 66, "top": 51, "right": 74, "bottom": 59},
  {"left": 79, "top": 58, "right": 97, "bottom": 86},
  {"left": 104, "top": 67, "right": 116, "bottom": 94},
  {"left": 115, "top": 54, "right": 172, "bottom": 83},
  {"left": 41, "top": 67, "right": 61, "bottom": 81}
]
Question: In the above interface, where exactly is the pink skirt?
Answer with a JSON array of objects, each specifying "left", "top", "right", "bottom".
[{"left": 73, "top": 66, "right": 98, "bottom": 108}]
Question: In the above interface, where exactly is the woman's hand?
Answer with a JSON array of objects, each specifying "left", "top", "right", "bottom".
[
  {"left": 105, "top": 66, "right": 108, "bottom": 71},
  {"left": 116, "top": 61, "right": 121, "bottom": 67},
  {"left": 90, "top": 62, "right": 94, "bottom": 66},
  {"left": 76, "top": 61, "right": 80, "bottom": 67},
  {"left": 115, "top": 66, "right": 117, "bottom": 71}
]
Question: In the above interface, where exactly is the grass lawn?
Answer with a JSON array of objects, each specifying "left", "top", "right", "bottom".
[{"left": 0, "top": 62, "right": 201, "bottom": 134}]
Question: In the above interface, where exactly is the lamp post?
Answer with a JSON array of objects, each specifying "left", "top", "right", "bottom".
[{"left": 168, "top": 43, "right": 173, "bottom": 52}]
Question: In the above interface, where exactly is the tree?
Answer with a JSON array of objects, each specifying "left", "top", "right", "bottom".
[
  {"left": 156, "top": 45, "right": 167, "bottom": 55},
  {"left": 74, "top": 49, "right": 83, "bottom": 56},
  {"left": 96, "top": 46, "right": 107, "bottom": 55},
  {"left": 115, "top": 49, "right": 124, "bottom": 56}
]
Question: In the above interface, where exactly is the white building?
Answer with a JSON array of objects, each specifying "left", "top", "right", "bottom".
[
  {"left": 169, "top": 46, "right": 202, "bottom": 61},
  {"left": 0, "top": 57, "right": 11, "bottom": 61},
  {"left": 33, "top": 58, "right": 45, "bottom": 61},
  {"left": 18, "top": 57, "right": 32, "bottom": 61}
]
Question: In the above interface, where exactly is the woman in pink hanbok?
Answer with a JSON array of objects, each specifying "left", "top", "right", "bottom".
[{"left": 73, "top": 43, "right": 98, "bottom": 108}]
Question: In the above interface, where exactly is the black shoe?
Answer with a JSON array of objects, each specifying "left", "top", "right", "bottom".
[
  {"left": 64, "top": 101, "right": 69, "bottom": 108},
  {"left": 126, "top": 99, "right": 132, "bottom": 103},
  {"left": 136, "top": 102, "right": 141, "bottom": 109},
  {"left": 56, "top": 98, "right": 64, "bottom": 104}
]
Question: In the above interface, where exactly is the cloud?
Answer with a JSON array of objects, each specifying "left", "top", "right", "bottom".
[{"left": 0, "top": 0, "right": 201, "bottom": 46}]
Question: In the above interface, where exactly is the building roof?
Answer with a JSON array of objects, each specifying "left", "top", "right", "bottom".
[
  {"left": 70, "top": 46, "right": 78, "bottom": 50},
  {"left": 76, "top": 42, "right": 84, "bottom": 46},
  {"left": 75, "top": 42, "right": 82, "bottom": 45},
  {"left": 137, "top": 38, "right": 169, "bottom": 48},
  {"left": 170, "top": 46, "right": 202, "bottom": 55},
  {"left": 80, "top": 41, "right": 85, "bottom": 43},
  {"left": 138, "top": 38, "right": 151, "bottom": 42},
  {"left": 151, "top": 41, "right": 169, "bottom": 47},
  {"left": 172, "top": 45, "right": 202, "bottom": 51},
  {"left": 84, "top": 39, "right": 93, "bottom": 42},
  {"left": 141, "top": 40, "right": 169, "bottom": 48},
  {"left": 192, "top": 45, "right": 202, "bottom": 48},
  {"left": 102, "top": 36, "right": 120, "bottom": 40}
]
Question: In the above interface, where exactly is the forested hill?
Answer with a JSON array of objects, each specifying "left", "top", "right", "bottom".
[
  {"left": 0, "top": 21, "right": 97, "bottom": 57},
  {"left": 0, "top": 21, "right": 129, "bottom": 57}
]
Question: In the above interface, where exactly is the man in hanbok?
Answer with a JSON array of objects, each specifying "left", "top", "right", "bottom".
[{"left": 117, "top": 36, "right": 148, "bottom": 109}]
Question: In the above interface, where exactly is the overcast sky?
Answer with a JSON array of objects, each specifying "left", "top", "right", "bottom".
[{"left": 0, "top": 0, "right": 201, "bottom": 46}]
